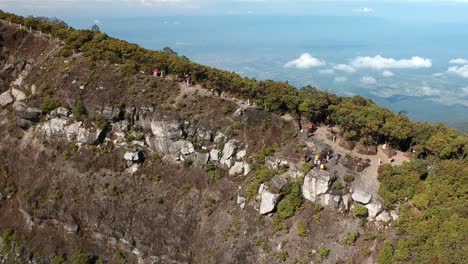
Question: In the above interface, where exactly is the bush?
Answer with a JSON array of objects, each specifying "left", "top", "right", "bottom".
[
  {"left": 276, "top": 250, "right": 289, "bottom": 262},
  {"left": 73, "top": 98, "right": 87, "bottom": 121},
  {"left": 344, "top": 174, "right": 354, "bottom": 183},
  {"left": 244, "top": 166, "right": 276, "bottom": 200},
  {"left": 203, "top": 162, "right": 222, "bottom": 181},
  {"left": 93, "top": 115, "right": 108, "bottom": 129},
  {"left": 343, "top": 231, "right": 359, "bottom": 245},
  {"left": 354, "top": 205, "right": 368, "bottom": 218},
  {"left": 277, "top": 179, "right": 303, "bottom": 219},
  {"left": 71, "top": 252, "right": 95, "bottom": 264},
  {"left": 40, "top": 97, "right": 58, "bottom": 113},
  {"left": 318, "top": 247, "right": 330, "bottom": 260},
  {"left": 1, "top": 228, "right": 15, "bottom": 255},
  {"left": 296, "top": 219, "right": 309, "bottom": 237}
]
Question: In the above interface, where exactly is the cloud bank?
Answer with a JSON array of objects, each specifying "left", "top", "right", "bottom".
[
  {"left": 352, "top": 7, "right": 374, "bottom": 13},
  {"left": 382, "top": 70, "right": 394, "bottom": 77},
  {"left": 447, "top": 65, "right": 468, "bottom": 78},
  {"left": 351, "top": 55, "right": 432, "bottom": 70},
  {"left": 333, "top": 64, "right": 356, "bottom": 73},
  {"left": 285, "top": 53, "right": 325, "bottom": 69},
  {"left": 361, "top": 76, "right": 377, "bottom": 84},
  {"left": 449, "top": 58, "right": 468, "bottom": 64}
]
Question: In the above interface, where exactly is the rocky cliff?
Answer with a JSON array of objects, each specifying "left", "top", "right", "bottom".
[{"left": 0, "top": 20, "right": 400, "bottom": 264}]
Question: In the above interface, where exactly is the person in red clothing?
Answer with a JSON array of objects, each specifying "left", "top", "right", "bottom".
[
  {"left": 307, "top": 122, "right": 314, "bottom": 138},
  {"left": 153, "top": 68, "right": 159, "bottom": 77}
]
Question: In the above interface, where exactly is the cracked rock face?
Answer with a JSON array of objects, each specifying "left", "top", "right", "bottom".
[
  {"left": 259, "top": 189, "right": 281, "bottom": 215},
  {"left": 302, "top": 170, "right": 334, "bottom": 202},
  {"left": 351, "top": 190, "right": 372, "bottom": 204},
  {"left": 0, "top": 90, "right": 13, "bottom": 107}
]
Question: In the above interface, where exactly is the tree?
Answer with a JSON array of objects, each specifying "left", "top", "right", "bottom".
[
  {"left": 162, "top": 46, "right": 177, "bottom": 56},
  {"left": 91, "top": 24, "right": 100, "bottom": 33}
]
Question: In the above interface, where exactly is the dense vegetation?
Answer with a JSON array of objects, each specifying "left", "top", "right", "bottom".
[
  {"left": 377, "top": 159, "right": 467, "bottom": 263},
  {"left": 0, "top": 10, "right": 466, "bottom": 160}
]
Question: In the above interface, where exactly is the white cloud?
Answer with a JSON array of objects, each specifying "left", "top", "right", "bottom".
[
  {"left": 361, "top": 76, "right": 377, "bottom": 84},
  {"left": 334, "top": 76, "right": 347, "bottom": 82},
  {"left": 284, "top": 53, "right": 325, "bottom": 69},
  {"left": 449, "top": 58, "right": 468, "bottom": 64},
  {"left": 447, "top": 65, "right": 468, "bottom": 78},
  {"left": 333, "top": 64, "right": 356, "bottom": 73},
  {"left": 461, "top": 87, "right": 468, "bottom": 96},
  {"left": 93, "top": 19, "right": 100, "bottom": 24},
  {"left": 351, "top": 55, "right": 432, "bottom": 70},
  {"left": 352, "top": 7, "right": 374, "bottom": 13},
  {"left": 319, "top": 69, "right": 335, "bottom": 74},
  {"left": 382, "top": 70, "right": 394, "bottom": 77}
]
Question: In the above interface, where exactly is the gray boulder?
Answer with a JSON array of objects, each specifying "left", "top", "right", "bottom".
[
  {"left": 51, "top": 107, "right": 71, "bottom": 118},
  {"left": 351, "top": 190, "right": 372, "bottom": 204},
  {"left": 102, "top": 106, "right": 122, "bottom": 122},
  {"left": 151, "top": 120, "right": 184, "bottom": 140},
  {"left": 0, "top": 90, "right": 13, "bottom": 107},
  {"left": 64, "top": 223, "right": 79, "bottom": 234},
  {"left": 269, "top": 175, "right": 288, "bottom": 192},
  {"left": 11, "top": 88, "right": 26, "bottom": 101},
  {"left": 376, "top": 211, "right": 391, "bottom": 222},
  {"left": 229, "top": 161, "right": 244, "bottom": 176},
  {"left": 210, "top": 149, "right": 221, "bottom": 161},
  {"left": 124, "top": 151, "right": 143, "bottom": 167},
  {"left": 302, "top": 170, "right": 335, "bottom": 202},
  {"left": 221, "top": 139, "right": 237, "bottom": 167},
  {"left": 341, "top": 194, "right": 351, "bottom": 210},
  {"left": 259, "top": 189, "right": 281, "bottom": 215},
  {"left": 365, "top": 202, "right": 383, "bottom": 219},
  {"left": 319, "top": 194, "right": 341, "bottom": 209}
]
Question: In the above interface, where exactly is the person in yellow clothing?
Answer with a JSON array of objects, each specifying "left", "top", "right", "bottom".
[{"left": 320, "top": 164, "right": 326, "bottom": 170}]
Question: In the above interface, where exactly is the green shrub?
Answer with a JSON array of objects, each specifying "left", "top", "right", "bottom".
[
  {"left": 71, "top": 251, "right": 95, "bottom": 264},
  {"left": 277, "top": 250, "right": 289, "bottom": 262},
  {"left": 344, "top": 174, "right": 354, "bottom": 183},
  {"left": 318, "top": 247, "right": 330, "bottom": 260},
  {"left": 203, "top": 162, "right": 222, "bottom": 181},
  {"left": 244, "top": 166, "right": 276, "bottom": 200},
  {"left": 343, "top": 231, "right": 359, "bottom": 245},
  {"left": 40, "top": 97, "right": 58, "bottom": 113},
  {"left": 301, "top": 163, "right": 312, "bottom": 174},
  {"left": 277, "top": 179, "right": 303, "bottom": 219},
  {"left": 94, "top": 115, "right": 108, "bottom": 129},
  {"left": 73, "top": 98, "right": 87, "bottom": 121},
  {"left": 1, "top": 228, "right": 15, "bottom": 255},
  {"left": 52, "top": 255, "right": 65, "bottom": 264},
  {"left": 354, "top": 205, "right": 368, "bottom": 218},
  {"left": 296, "top": 219, "right": 309, "bottom": 237}
]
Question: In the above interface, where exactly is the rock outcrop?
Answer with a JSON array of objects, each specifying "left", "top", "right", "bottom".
[{"left": 302, "top": 170, "right": 334, "bottom": 202}]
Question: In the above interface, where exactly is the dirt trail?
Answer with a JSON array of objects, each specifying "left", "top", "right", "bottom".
[
  {"left": 175, "top": 83, "right": 254, "bottom": 109},
  {"left": 310, "top": 126, "right": 410, "bottom": 198}
]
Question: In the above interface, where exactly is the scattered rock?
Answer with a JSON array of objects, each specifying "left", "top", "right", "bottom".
[
  {"left": 11, "top": 88, "right": 26, "bottom": 101},
  {"left": 236, "top": 149, "right": 247, "bottom": 160},
  {"left": 0, "top": 90, "right": 13, "bottom": 107},
  {"left": 51, "top": 107, "right": 70, "bottom": 118},
  {"left": 319, "top": 194, "right": 341, "bottom": 209},
  {"left": 229, "top": 162, "right": 244, "bottom": 176},
  {"left": 180, "top": 141, "right": 195, "bottom": 155},
  {"left": 243, "top": 163, "right": 251, "bottom": 176},
  {"left": 351, "top": 190, "right": 372, "bottom": 204},
  {"left": 302, "top": 170, "right": 335, "bottom": 202},
  {"left": 390, "top": 210, "right": 399, "bottom": 221},
  {"left": 193, "top": 152, "right": 209, "bottom": 166},
  {"left": 259, "top": 189, "right": 281, "bottom": 215},
  {"left": 124, "top": 151, "right": 143, "bottom": 164},
  {"left": 221, "top": 139, "right": 237, "bottom": 167},
  {"left": 213, "top": 131, "right": 225, "bottom": 143},
  {"left": 269, "top": 175, "right": 288, "bottom": 193},
  {"left": 341, "top": 194, "right": 351, "bottom": 210},
  {"left": 237, "top": 195, "right": 246, "bottom": 210},
  {"left": 233, "top": 108, "right": 245, "bottom": 116},
  {"left": 210, "top": 149, "right": 221, "bottom": 161},
  {"left": 376, "top": 211, "right": 391, "bottom": 222},
  {"left": 102, "top": 106, "right": 122, "bottom": 122},
  {"left": 16, "top": 118, "right": 32, "bottom": 129},
  {"left": 151, "top": 120, "right": 184, "bottom": 140},
  {"left": 64, "top": 223, "right": 79, "bottom": 234},
  {"left": 365, "top": 202, "right": 383, "bottom": 219}
]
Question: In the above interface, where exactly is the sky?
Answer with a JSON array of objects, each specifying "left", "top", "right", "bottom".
[{"left": 3, "top": 0, "right": 468, "bottom": 20}]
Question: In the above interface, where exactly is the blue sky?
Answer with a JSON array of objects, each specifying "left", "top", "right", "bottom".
[{"left": 3, "top": 0, "right": 468, "bottom": 21}]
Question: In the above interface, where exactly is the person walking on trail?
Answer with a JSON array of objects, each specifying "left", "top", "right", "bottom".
[
  {"left": 153, "top": 68, "right": 159, "bottom": 77},
  {"left": 307, "top": 123, "right": 314, "bottom": 138},
  {"left": 185, "top": 74, "right": 191, "bottom": 86}
]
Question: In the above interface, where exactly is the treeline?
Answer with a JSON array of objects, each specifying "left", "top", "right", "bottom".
[
  {"left": 377, "top": 159, "right": 467, "bottom": 263},
  {"left": 0, "top": 11, "right": 466, "bottom": 159}
]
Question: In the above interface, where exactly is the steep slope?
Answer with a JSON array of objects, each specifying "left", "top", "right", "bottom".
[{"left": 0, "top": 14, "right": 466, "bottom": 264}]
